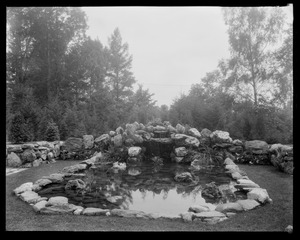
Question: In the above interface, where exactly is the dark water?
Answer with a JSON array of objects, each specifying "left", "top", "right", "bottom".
[{"left": 38, "top": 161, "right": 247, "bottom": 215}]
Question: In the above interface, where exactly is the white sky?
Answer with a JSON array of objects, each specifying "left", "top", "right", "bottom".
[{"left": 82, "top": 5, "right": 293, "bottom": 107}]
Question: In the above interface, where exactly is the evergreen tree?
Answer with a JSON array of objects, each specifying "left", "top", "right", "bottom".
[
  {"left": 9, "top": 112, "right": 28, "bottom": 143},
  {"left": 45, "top": 119, "right": 60, "bottom": 141}
]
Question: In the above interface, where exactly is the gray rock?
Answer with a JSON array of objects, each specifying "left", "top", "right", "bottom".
[
  {"left": 65, "top": 179, "right": 86, "bottom": 190},
  {"left": 128, "top": 146, "right": 142, "bottom": 157},
  {"left": 62, "top": 164, "right": 87, "bottom": 173},
  {"left": 167, "top": 125, "right": 177, "bottom": 133},
  {"left": 188, "top": 128, "right": 201, "bottom": 138},
  {"left": 82, "top": 207, "right": 110, "bottom": 216},
  {"left": 180, "top": 212, "right": 194, "bottom": 222},
  {"left": 94, "top": 134, "right": 110, "bottom": 144},
  {"left": 185, "top": 136, "right": 200, "bottom": 147},
  {"left": 224, "top": 157, "right": 236, "bottom": 165},
  {"left": 193, "top": 211, "right": 226, "bottom": 218},
  {"left": 109, "top": 131, "right": 116, "bottom": 137},
  {"left": 113, "top": 134, "right": 123, "bottom": 147},
  {"left": 232, "top": 139, "right": 243, "bottom": 146},
  {"left": 245, "top": 140, "right": 269, "bottom": 154},
  {"left": 210, "top": 130, "right": 232, "bottom": 144},
  {"left": 106, "top": 196, "right": 122, "bottom": 203},
  {"left": 21, "top": 143, "right": 36, "bottom": 149},
  {"left": 236, "top": 199, "right": 260, "bottom": 211},
  {"left": 247, "top": 188, "right": 272, "bottom": 204},
  {"left": 7, "top": 144, "right": 23, "bottom": 153},
  {"left": 176, "top": 124, "right": 185, "bottom": 133},
  {"left": 21, "top": 149, "right": 36, "bottom": 163},
  {"left": 40, "top": 204, "right": 78, "bottom": 215},
  {"left": 116, "top": 126, "right": 124, "bottom": 135},
  {"left": 200, "top": 128, "right": 212, "bottom": 138},
  {"left": 46, "top": 196, "right": 68, "bottom": 206},
  {"left": 174, "top": 172, "right": 193, "bottom": 182},
  {"left": 13, "top": 182, "right": 33, "bottom": 196},
  {"left": 42, "top": 173, "right": 64, "bottom": 183},
  {"left": 33, "top": 200, "right": 48, "bottom": 212},
  {"left": 19, "top": 191, "right": 41, "bottom": 204},
  {"left": 285, "top": 225, "right": 293, "bottom": 233},
  {"left": 128, "top": 167, "right": 141, "bottom": 176},
  {"left": 7, "top": 152, "right": 22, "bottom": 167},
  {"left": 174, "top": 147, "right": 188, "bottom": 157},
  {"left": 32, "top": 158, "right": 43, "bottom": 167},
  {"left": 83, "top": 135, "right": 94, "bottom": 149},
  {"left": 64, "top": 137, "right": 84, "bottom": 152},
  {"left": 110, "top": 209, "right": 149, "bottom": 218},
  {"left": 32, "top": 178, "right": 52, "bottom": 191},
  {"left": 188, "top": 205, "right": 210, "bottom": 213},
  {"left": 215, "top": 202, "right": 244, "bottom": 213}
]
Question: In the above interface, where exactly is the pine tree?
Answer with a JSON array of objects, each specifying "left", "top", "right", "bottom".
[
  {"left": 9, "top": 112, "right": 28, "bottom": 143},
  {"left": 45, "top": 119, "right": 60, "bottom": 141}
]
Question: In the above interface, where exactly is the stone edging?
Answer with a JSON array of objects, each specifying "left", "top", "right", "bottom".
[{"left": 13, "top": 154, "right": 272, "bottom": 224}]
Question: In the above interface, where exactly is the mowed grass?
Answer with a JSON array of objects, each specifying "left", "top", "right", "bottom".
[{"left": 6, "top": 160, "right": 293, "bottom": 231}]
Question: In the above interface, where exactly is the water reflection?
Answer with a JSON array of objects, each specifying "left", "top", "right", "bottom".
[{"left": 38, "top": 161, "right": 246, "bottom": 215}]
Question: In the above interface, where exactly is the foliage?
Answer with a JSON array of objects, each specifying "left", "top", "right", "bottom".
[
  {"left": 45, "top": 119, "right": 60, "bottom": 141},
  {"left": 9, "top": 112, "right": 30, "bottom": 143}
]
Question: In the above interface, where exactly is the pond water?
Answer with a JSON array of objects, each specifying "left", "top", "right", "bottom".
[{"left": 38, "top": 161, "right": 247, "bottom": 215}]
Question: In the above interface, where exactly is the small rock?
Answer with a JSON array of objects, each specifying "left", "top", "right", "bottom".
[
  {"left": 193, "top": 211, "right": 226, "bottom": 218},
  {"left": 180, "top": 212, "right": 194, "bottom": 222},
  {"left": 65, "top": 179, "right": 86, "bottom": 190},
  {"left": 33, "top": 200, "right": 48, "bottom": 212},
  {"left": 200, "top": 128, "right": 212, "bottom": 138},
  {"left": 285, "top": 225, "right": 293, "bottom": 233},
  {"left": 83, "top": 135, "right": 94, "bottom": 149},
  {"left": 113, "top": 134, "right": 123, "bottom": 147},
  {"left": 174, "top": 147, "right": 188, "bottom": 157},
  {"left": 174, "top": 172, "right": 193, "bottom": 182},
  {"left": 176, "top": 124, "right": 185, "bottom": 133},
  {"left": 128, "top": 146, "right": 142, "bottom": 157},
  {"left": 224, "top": 158, "right": 236, "bottom": 165}
]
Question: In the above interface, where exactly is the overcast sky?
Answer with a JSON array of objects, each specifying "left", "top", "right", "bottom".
[{"left": 82, "top": 6, "right": 293, "bottom": 107}]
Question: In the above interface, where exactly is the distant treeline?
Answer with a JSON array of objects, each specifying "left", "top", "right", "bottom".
[{"left": 6, "top": 7, "right": 292, "bottom": 144}]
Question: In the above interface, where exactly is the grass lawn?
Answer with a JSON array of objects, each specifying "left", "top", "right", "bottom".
[{"left": 6, "top": 160, "right": 293, "bottom": 231}]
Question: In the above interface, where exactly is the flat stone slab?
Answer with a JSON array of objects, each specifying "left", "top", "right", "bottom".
[
  {"left": 110, "top": 209, "right": 149, "bottom": 219},
  {"left": 42, "top": 173, "right": 65, "bottom": 183},
  {"left": 188, "top": 205, "right": 210, "bottom": 213},
  {"left": 46, "top": 196, "right": 68, "bottom": 206},
  {"left": 82, "top": 207, "right": 110, "bottom": 216},
  {"left": 40, "top": 204, "right": 77, "bottom": 215},
  {"left": 215, "top": 202, "right": 244, "bottom": 213},
  {"left": 193, "top": 211, "right": 226, "bottom": 219},
  {"left": 33, "top": 200, "right": 48, "bottom": 212},
  {"left": 247, "top": 188, "right": 272, "bottom": 204},
  {"left": 19, "top": 191, "right": 41, "bottom": 204},
  {"left": 13, "top": 182, "right": 33, "bottom": 195},
  {"left": 236, "top": 199, "right": 260, "bottom": 211}
]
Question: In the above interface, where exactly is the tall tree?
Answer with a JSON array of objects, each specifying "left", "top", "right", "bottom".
[
  {"left": 222, "top": 7, "right": 285, "bottom": 108},
  {"left": 106, "top": 28, "right": 136, "bottom": 103}
]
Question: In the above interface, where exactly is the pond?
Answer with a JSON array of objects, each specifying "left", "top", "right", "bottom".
[{"left": 37, "top": 160, "right": 247, "bottom": 216}]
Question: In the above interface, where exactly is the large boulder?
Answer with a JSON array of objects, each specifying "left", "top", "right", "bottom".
[
  {"left": 94, "top": 134, "right": 110, "bottom": 145},
  {"left": 174, "top": 147, "right": 188, "bottom": 157},
  {"left": 176, "top": 124, "right": 185, "bottom": 134},
  {"left": 128, "top": 146, "right": 142, "bottom": 157},
  {"left": 13, "top": 182, "right": 33, "bottom": 196},
  {"left": 188, "top": 128, "right": 201, "bottom": 138},
  {"left": 21, "top": 149, "right": 36, "bottom": 163},
  {"left": 244, "top": 140, "right": 269, "bottom": 154},
  {"left": 236, "top": 199, "right": 260, "bottom": 211},
  {"left": 202, "top": 182, "right": 223, "bottom": 199},
  {"left": 46, "top": 196, "right": 68, "bottom": 206},
  {"left": 247, "top": 188, "right": 272, "bottom": 204},
  {"left": 210, "top": 130, "right": 232, "bottom": 144},
  {"left": 64, "top": 137, "right": 83, "bottom": 152},
  {"left": 200, "top": 128, "right": 212, "bottom": 138},
  {"left": 83, "top": 135, "right": 94, "bottom": 149},
  {"left": 7, "top": 152, "right": 22, "bottom": 167},
  {"left": 113, "top": 134, "right": 123, "bottom": 147}
]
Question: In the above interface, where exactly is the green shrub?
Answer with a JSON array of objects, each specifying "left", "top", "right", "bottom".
[
  {"left": 45, "top": 120, "right": 60, "bottom": 141},
  {"left": 9, "top": 112, "right": 28, "bottom": 143}
]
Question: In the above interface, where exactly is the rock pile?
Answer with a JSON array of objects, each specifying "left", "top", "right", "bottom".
[{"left": 6, "top": 141, "right": 62, "bottom": 168}]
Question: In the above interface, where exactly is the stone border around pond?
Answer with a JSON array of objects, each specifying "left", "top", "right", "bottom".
[{"left": 13, "top": 152, "right": 273, "bottom": 224}]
